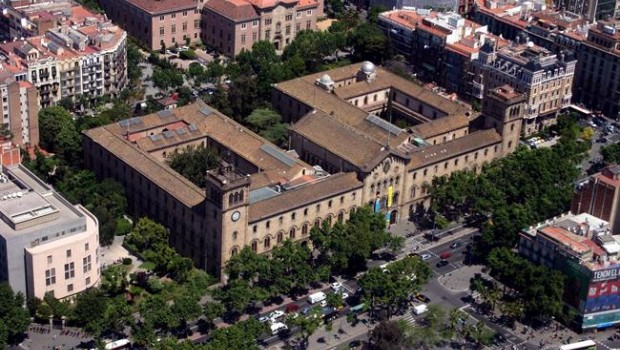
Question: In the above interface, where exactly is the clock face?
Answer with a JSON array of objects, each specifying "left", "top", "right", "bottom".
[{"left": 231, "top": 211, "right": 241, "bottom": 222}]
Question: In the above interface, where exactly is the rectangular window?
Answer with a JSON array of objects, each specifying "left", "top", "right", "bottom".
[
  {"left": 182, "top": 22, "right": 188, "bottom": 32},
  {"left": 265, "top": 18, "right": 272, "bottom": 25},
  {"left": 47, "top": 255, "right": 52, "bottom": 264},
  {"left": 64, "top": 262, "right": 75, "bottom": 280},
  {"left": 160, "top": 27, "right": 164, "bottom": 36},
  {"left": 85, "top": 243, "right": 89, "bottom": 251},
  {"left": 183, "top": 10, "right": 188, "bottom": 16},
  {"left": 85, "top": 277, "right": 91, "bottom": 285},
  {"left": 285, "top": 25, "right": 291, "bottom": 35},
  {"left": 297, "top": 12, "right": 301, "bottom": 18},
  {"left": 307, "top": 10, "right": 312, "bottom": 15},
  {"left": 266, "top": 220, "right": 270, "bottom": 229},
  {"left": 171, "top": 24, "right": 176, "bottom": 34},
  {"left": 160, "top": 15, "right": 164, "bottom": 21},
  {"left": 241, "top": 23, "right": 247, "bottom": 29},
  {"left": 306, "top": 20, "right": 311, "bottom": 29},
  {"left": 291, "top": 212, "right": 296, "bottom": 220},
  {"left": 194, "top": 19, "right": 200, "bottom": 29},
  {"left": 252, "top": 32, "right": 257, "bottom": 42},
  {"left": 285, "top": 14, "right": 292, "bottom": 21},
  {"left": 171, "top": 13, "right": 176, "bottom": 19},
  {"left": 253, "top": 20, "right": 258, "bottom": 26},
  {"left": 83, "top": 255, "right": 92, "bottom": 273},
  {"left": 265, "top": 30, "right": 271, "bottom": 40},
  {"left": 67, "top": 284, "right": 73, "bottom": 292},
  {"left": 296, "top": 23, "right": 300, "bottom": 32},
  {"left": 45, "top": 268, "right": 56, "bottom": 286},
  {"left": 66, "top": 249, "right": 71, "bottom": 258},
  {"left": 241, "top": 34, "right": 246, "bottom": 44}
]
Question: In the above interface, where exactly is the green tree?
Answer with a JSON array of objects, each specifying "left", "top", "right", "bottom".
[
  {"left": 140, "top": 294, "right": 178, "bottom": 332},
  {"left": 0, "top": 283, "right": 30, "bottom": 347},
  {"left": 370, "top": 320, "right": 407, "bottom": 350},
  {"left": 602, "top": 143, "right": 620, "bottom": 164},
  {"left": 151, "top": 67, "right": 184, "bottom": 91},
  {"left": 349, "top": 23, "right": 392, "bottom": 64},
  {"left": 407, "top": 304, "right": 451, "bottom": 349},
  {"left": 38, "top": 106, "right": 82, "bottom": 164},
  {"left": 288, "top": 307, "right": 323, "bottom": 349},
  {"left": 71, "top": 288, "right": 109, "bottom": 337},
  {"left": 166, "top": 144, "right": 219, "bottom": 188},
  {"left": 203, "top": 302, "right": 225, "bottom": 329},
  {"left": 244, "top": 108, "right": 289, "bottom": 145},
  {"left": 171, "top": 293, "right": 202, "bottom": 334}
]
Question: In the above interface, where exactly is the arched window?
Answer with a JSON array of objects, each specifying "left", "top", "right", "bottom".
[
  {"left": 228, "top": 193, "right": 234, "bottom": 206},
  {"left": 234, "top": 192, "right": 240, "bottom": 203},
  {"left": 314, "top": 219, "right": 321, "bottom": 228},
  {"left": 302, "top": 224, "right": 308, "bottom": 235},
  {"left": 326, "top": 215, "right": 332, "bottom": 226},
  {"left": 251, "top": 241, "right": 257, "bottom": 252},
  {"left": 239, "top": 190, "right": 244, "bottom": 202},
  {"left": 290, "top": 228, "right": 296, "bottom": 239},
  {"left": 232, "top": 231, "right": 238, "bottom": 241},
  {"left": 370, "top": 184, "right": 375, "bottom": 195},
  {"left": 277, "top": 232, "right": 284, "bottom": 243},
  {"left": 338, "top": 212, "right": 344, "bottom": 222},
  {"left": 393, "top": 192, "right": 399, "bottom": 205},
  {"left": 410, "top": 186, "right": 416, "bottom": 198},
  {"left": 231, "top": 247, "right": 239, "bottom": 256},
  {"left": 264, "top": 236, "right": 271, "bottom": 249}
]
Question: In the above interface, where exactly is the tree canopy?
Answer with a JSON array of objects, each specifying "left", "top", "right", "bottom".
[
  {"left": 38, "top": 106, "right": 82, "bottom": 164},
  {"left": 166, "top": 144, "right": 220, "bottom": 188},
  {"left": 0, "top": 283, "right": 30, "bottom": 347},
  {"left": 244, "top": 108, "right": 288, "bottom": 145}
]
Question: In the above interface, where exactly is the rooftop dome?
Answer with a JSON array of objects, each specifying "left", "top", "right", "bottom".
[
  {"left": 319, "top": 74, "right": 334, "bottom": 85},
  {"left": 361, "top": 61, "right": 376, "bottom": 74}
]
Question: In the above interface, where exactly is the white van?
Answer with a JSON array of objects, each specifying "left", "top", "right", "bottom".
[
  {"left": 270, "top": 322, "right": 288, "bottom": 336},
  {"left": 308, "top": 291, "right": 326, "bottom": 304},
  {"left": 413, "top": 304, "right": 427, "bottom": 315}
]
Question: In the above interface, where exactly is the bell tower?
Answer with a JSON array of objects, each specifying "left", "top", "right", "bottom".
[
  {"left": 482, "top": 85, "right": 527, "bottom": 156},
  {"left": 204, "top": 161, "right": 251, "bottom": 279}
]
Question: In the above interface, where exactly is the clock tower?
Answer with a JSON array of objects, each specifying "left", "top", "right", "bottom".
[{"left": 204, "top": 161, "right": 251, "bottom": 279}]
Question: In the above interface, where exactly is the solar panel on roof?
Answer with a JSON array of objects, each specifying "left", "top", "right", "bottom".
[
  {"left": 157, "top": 109, "right": 173, "bottom": 118},
  {"left": 118, "top": 116, "right": 143, "bottom": 128},
  {"left": 365, "top": 114, "right": 403, "bottom": 136},
  {"left": 249, "top": 187, "right": 280, "bottom": 204},
  {"left": 176, "top": 128, "right": 187, "bottom": 135},
  {"left": 149, "top": 134, "right": 161, "bottom": 141},
  {"left": 260, "top": 144, "right": 297, "bottom": 167},
  {"left": 199, "top": 107, "right": 212, "bottom": 116},
  {"left": 163, "top": 131, "right": 175, "bottom": 138},
  {"left": 188, "top": 124, "right": 198, "bottom": 132}
]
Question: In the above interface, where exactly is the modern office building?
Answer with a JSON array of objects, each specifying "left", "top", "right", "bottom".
[
  {"left": 472, "top": 39, "right": 576, "bottom": 136},
  {"left": 201, "top": 0, "right": 319, "bottom": 56},
  {"left": 572, "top": 165, "right": 620, "bottom": 234},
  {"left": 519, "top": 212, "right": 620, "bottom": 330},
  {"left": 0, "top": 164, "right": 100, "bottom": 299},
  {"left": 101, "top": 0, "right": 201, "bottom": 51}
]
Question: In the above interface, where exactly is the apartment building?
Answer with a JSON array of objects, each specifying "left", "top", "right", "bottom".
[
  {"left": 0, "top": 18, "right": 127, "bottom": 108},
  {"left": 519, "top": 212, "right": 620, "bottom": 330},
  {"left": 202, "top": 0, "right": 319, "bottom": 56},
  {"left": 378, "top": 9, "right": 509, "bottom": 100},
  {"left": 0, "top": 69, "right": 39, "bottom": 147},
  {"left": 101, "top": 0, "right": 202, "bottom": 51},
  {"left": 572, "top": 165, "right": 620, "bottom": 234},
  {"left": 472, "top": 40, "right": 576, "bottom": 136},
  {"left": 0, "top": 164, "right": 100, "bottom": 299},
  {"left": 574, "top": 21, "right": 620, "bottom": 119}
]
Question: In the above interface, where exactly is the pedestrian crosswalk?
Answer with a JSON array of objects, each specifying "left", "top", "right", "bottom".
[
  {"left": 341, "top": 281, "right": 356, "bottom": 294},
  {"left": 400, "top": 312, "right": 416, "bottom": 326}
]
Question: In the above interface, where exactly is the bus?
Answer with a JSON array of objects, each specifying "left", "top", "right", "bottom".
[{"left": 559, "top": 339, "right": 597, "bottom": 350}]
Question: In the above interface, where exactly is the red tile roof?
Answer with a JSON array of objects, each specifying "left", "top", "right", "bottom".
[
  {"left": 125, "top": 0, "right": 198, "bottom": 14},
  {"left": 205, "top": 0, "right": 259, "bottom": 21}
]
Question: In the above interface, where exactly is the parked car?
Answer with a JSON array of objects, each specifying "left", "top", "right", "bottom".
[
  {"left": 420, "top": 253, "right": 432, "bottom": 260},
  {"left": 340, "top": 292, "right": 349, "bottom": 300},
  {"left": 331, "top": 282, "right": 343, "bottom": 291},
  {"left": 450, "top": 242, "right": 462, "bottom": 249},
  {"left": 257, "top": 315, "right": 270, "bottom": 323},
  {"left": 285, "top": 304, "right": 299, "bottom": 313},
  {"left": 440, "top": 252, "right": 452, "bottom": 259},
  {"left": 416, "top": 294, "right": 431, "bottom": 303},
  {"left": 269, "top": 310, "right": 285, "bottom": 320}
]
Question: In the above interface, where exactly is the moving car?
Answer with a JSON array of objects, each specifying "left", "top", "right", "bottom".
[
  {"left": 269, "top": 310, "right": 285, "bottom": 320},
  {"left": 436, "top": 260, "right": 449, "bottom": 268}
]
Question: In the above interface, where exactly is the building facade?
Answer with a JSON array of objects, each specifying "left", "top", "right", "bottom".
[
  {"left": 572, "top": 165, "right": 620, "bottom": 234},
  {"left": 0, "top": 164, "right": 100, "bottom": 299},
  {"left": 272, "top": 62, "right": 525, "bottom": 217},
  {"left": 83, "top": 102, "right": 362, "bottom": 278},
  {"left": 519, "top": 212, "right": 620, "bottom": 330},
  {"left": 472, "top": 39, "right": 576, "bottom": 136},
  {"left": 0, "top": 76, "right": 39, "bottom": 147},
  {"left": 573, "top": 21, "right": 620, "bottom": 119},
  {"left": 101, "top": 0, "right": 201, "bottom": 51},
  {"left": 201, "top": 0, "right": 318, "bottom": 56}
]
